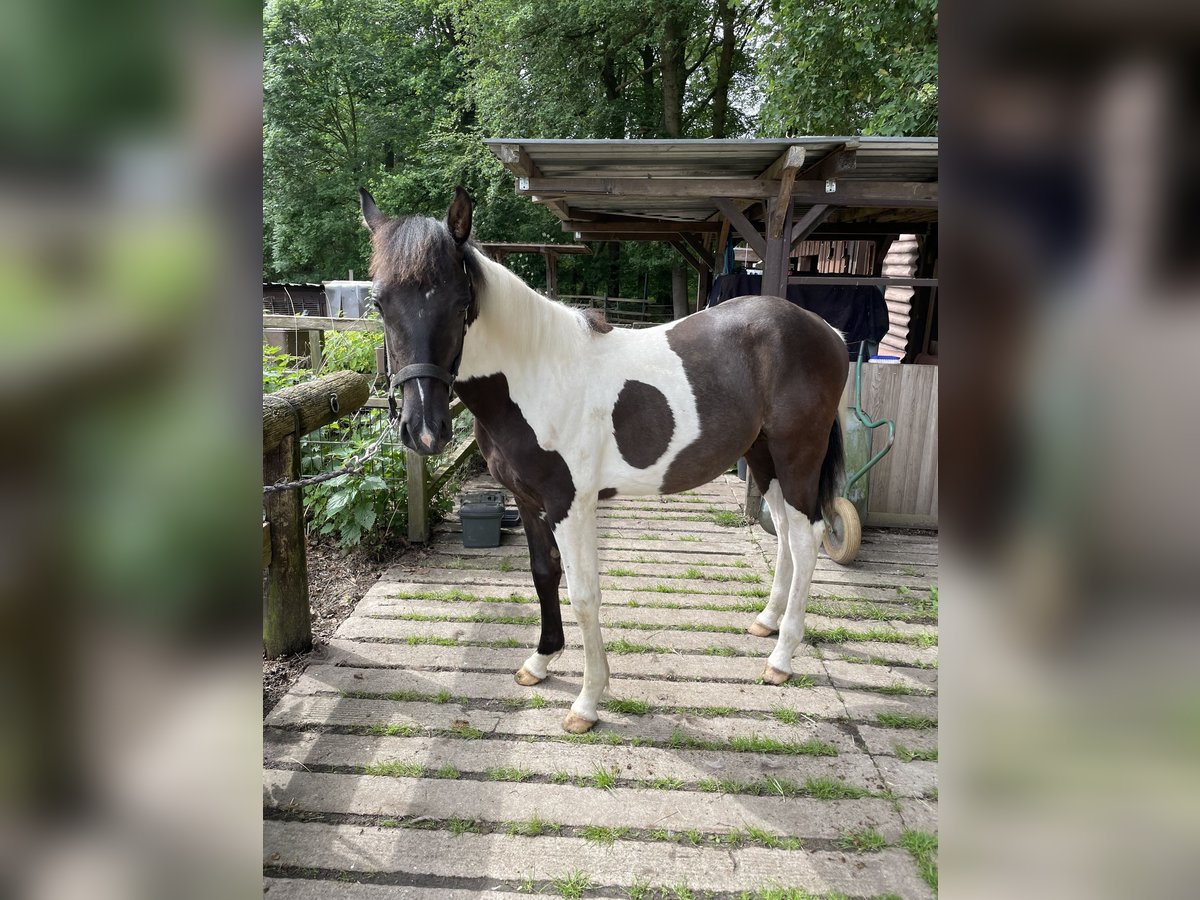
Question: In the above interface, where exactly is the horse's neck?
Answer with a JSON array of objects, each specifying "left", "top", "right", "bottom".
[{"left": 457, "top": 252, "right": 585, "bottom": 391}]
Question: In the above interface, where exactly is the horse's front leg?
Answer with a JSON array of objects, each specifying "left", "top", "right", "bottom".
[
  {"left": 514, "top": 499, "right": 565, "bottom": 686},
  {"left": 553, "top": 502, "right": 608, "bottom": 734}
]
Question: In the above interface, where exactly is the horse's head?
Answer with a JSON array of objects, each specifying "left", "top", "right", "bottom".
[{"left": 359, "top": 186, "right": 479, "bottom": 456}]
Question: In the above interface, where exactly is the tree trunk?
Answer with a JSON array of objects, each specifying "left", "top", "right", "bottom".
[
  {"left": 712, "top": 0, "right": 737, "bottom": 138},
  {"left": 661, "top": 17, "right": 686, "bottom": 137},
  {"left": 607, "top": 241, "right": 621, "bottom": 298},
  {"left": 671, "top": 264, "right": 688, "bottom": 319}
]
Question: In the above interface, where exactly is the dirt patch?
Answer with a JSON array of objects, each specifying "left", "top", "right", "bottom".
[{"left": 263, "top": 534, "right": 406, "bottom": 717}]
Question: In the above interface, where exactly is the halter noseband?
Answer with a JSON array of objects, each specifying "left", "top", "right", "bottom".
[{"left": 384, "top": 260, "right": 473, "bottom": 421}]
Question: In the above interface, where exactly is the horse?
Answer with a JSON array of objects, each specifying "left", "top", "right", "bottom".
[{"left": 360, "top": 185, "right": 847, "bottom": 734}]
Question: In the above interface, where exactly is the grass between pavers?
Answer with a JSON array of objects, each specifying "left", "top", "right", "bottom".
[
  {"left": 606, "top": 566, "right": 764, "bottom": 585},
  {"left": 351, "top": 722, "right": 840, "bottom": 757},
  {"left": 836, "top": 826, "right": 888, "bottom": 852},
  {"left": 896, "top": 745, "right": 938, "bottom": 761},
  {"left": 807, "top": 599, "right": 937, "bottom": 625},
  {"left": 876, "top": 712, "right": 937, "bottom": 729},
  {"left": 806, "top": 626, "right": 938, "bottom": 649},
  {"left": 900, "top": 829, "right": 938, "bottom": 892}
]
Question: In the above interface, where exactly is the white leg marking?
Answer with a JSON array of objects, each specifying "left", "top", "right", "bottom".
[
  {"left": 755, "top": 480, "right": 793, "bottom": 633},
  {"left": 766, "top": 510, "right": 825, "bottom": 675},
  {"left": 554, "top": 505, "right": 608, "bottom": 726},
  {"left": 519, "top": 650, "right": 561, "bottom": 680}
]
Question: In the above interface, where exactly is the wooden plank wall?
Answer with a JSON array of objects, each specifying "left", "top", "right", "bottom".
[{"left": 841, "top": 363, "right": 938, "bottom": 528}]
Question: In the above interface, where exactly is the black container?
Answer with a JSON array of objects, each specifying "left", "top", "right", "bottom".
[{"left": 459, "top": 491, "right": 505, "bottom": 548}]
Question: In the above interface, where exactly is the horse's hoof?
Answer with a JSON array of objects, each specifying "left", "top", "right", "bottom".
[
  {"left": 562, "top": 712, "right": 597, "bottom": 734},
  {"left": 761, "top": 665, "right": 791, "bottom": 685},
  {"left": 514, "top": 666, "right": 543, "bottom": 686},
  {"left": 747, "top": 621, "right": 777, "bottom": 638}
]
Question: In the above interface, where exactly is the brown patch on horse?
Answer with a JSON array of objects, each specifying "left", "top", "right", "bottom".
[
  {"left": 598, "top": 488, "right": 618, "bottom": 500},
  {"left": 455, "top": 372, "right": 577, "bottom": 525},
  {"left": 659, "top": 296, "right": 846, "bottom": 513},
  {"left": 611, "top": 380, "right": 674, "bottom": 469},
  {"left": 581, "top": 308, "right": 613, "bottom": 334}
]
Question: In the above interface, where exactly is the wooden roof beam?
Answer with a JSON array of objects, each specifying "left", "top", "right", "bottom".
[
  {"left": 790, "top": 204, "right": 832, "bottom": 246},
  {"left": 517, "top": 177, "right": 937, "bottom": 208},
  {"left": 713, "top": 198, "right": 765, "bottom": 258},
  {"left": 679, "top": 232, "right": 715, "bottom": 270},
  {"left": 497, "top": 143, "right": 573, "bottom": 220},
  {"left": 797, "top": 142, "right": 859, "bottom": 183},
  {"left": 760, "top": 146, "right": 807, "bottom": 240},
  {"left": 561, "top": 219, "right": 721, "bottom": 233}
]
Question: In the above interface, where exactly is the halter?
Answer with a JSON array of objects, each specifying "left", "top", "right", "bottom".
[{"left": 384, "top": 260, "right": 474, "bottom": 422}]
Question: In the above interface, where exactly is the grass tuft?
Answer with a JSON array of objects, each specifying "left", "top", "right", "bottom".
[
  {"left": 367, "top": 723, "right": 419, "bottom": 737},
  {"left": 362, "top": 760, "right": 424, "bottom": 778},
  {"left": 434, "top": 764, "right": 460, "bottom": 779},
  {"left": 487, "top": 766, "right": 534, "bottom": 782},
  {"left": 876, "top": 712, "right": 937, "bottom": 730},
  {"left": 604, "top": 697, "right": 651, "bottom": 715},
  {"left": 580, "top": 824, "right": 630, "bottom": 845},
  {"left": 900, "top": 829, "right": 938, "bottom": 892},
  {"left": 895, "top": 745, "right": 938, "bottom": 761},
  {"left": 837, "top": 826, "right": 888, "bottom": 852},
  {"left": 551, "top": 869, "right": 592, "bottom": 899},
  {"left": 803, "top": 776, "right": 868, "bottom": 799}
]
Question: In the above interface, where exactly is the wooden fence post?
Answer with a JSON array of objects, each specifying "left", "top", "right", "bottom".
[
  {"left": 263, "top": 430, "right": 310, "bottom": 657},
  {"left": 407, "top": 448, "right": 430, "bottom": 543}
]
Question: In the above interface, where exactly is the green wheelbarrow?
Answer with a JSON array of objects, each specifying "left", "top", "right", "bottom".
[{"left": 821, "top": 341, "right": 896, "bottom": 564}]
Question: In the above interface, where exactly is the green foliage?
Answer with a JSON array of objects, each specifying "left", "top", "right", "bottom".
[
  {"left": 758, "top": 0, "right": 938, "bottom": 136},
  {"left": 301, "top": 426, "right": 408, "bottom": 548},
  {"left": 320, "top": 323, "right": 384, "bottom": 377},
  {"left": 263, "top": 343, "right": 309, "bottom": 393}
]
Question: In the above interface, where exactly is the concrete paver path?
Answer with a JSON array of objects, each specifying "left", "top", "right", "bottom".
[{"left": 265, "top": 475, "right": 938, "bottom": 899}]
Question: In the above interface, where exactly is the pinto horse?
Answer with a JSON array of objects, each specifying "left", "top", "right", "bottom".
[{"left": 361, "top": 186, "right": 847, "bottom": 734}]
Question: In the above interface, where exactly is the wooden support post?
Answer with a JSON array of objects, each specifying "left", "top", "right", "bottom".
[
  {"left": 761, "top": 198, "right": 793, "bottom": 299},
  {"left": 407, "top": 448, "right": 430, "bottom": 543},
  {"left": 263, "top": 431, "right": 310, "bottom": 658},
  {"left": 308, "top": 329, "right": 322, "bottom": 372}
]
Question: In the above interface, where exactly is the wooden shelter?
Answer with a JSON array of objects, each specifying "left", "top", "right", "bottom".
[
  {"left": 485, "top": 138, "right": 938, "bottom": 526},
  {"left": 478, "top": 241, "right": 590, "bottom": 299}
]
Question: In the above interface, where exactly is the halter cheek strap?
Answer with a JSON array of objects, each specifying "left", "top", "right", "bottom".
[{"left": 384, "top": 260, "right": 474, "bottom": 421}]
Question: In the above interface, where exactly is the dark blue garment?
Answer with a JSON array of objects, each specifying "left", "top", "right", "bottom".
[{"left": 706, "top": 271, "right": 889, "bottom": 359}]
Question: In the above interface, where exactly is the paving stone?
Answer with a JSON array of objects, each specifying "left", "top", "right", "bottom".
[
  {"left": 263, "top": 821, "right": 934, "bottom": 900},
  {"left": 874, "top": 756, "right": 938, "bottom": 799},
  {"left": 856, "top": 724, "right": 939, "bottom": 756},
  {"left": 823, "top": 641, "right": 939, "bottom": 668},
  {"left": 898, "top": 798, "right": 939, "bottom": 835},
  {"left": 263, "top": 731, "right": 890, "bottom": 794},
  {"left": 264, "top": 880, "right": 535, "bottom": 900},
  {"left": 322, "top": 639, "right": 830, "bottom": 683},
  {"left": 294, "top": 664, "right": 848, "bottom": 717},
  {"left": 265, "top": 695, "right": 858, "bottom": 753},
  {"left": 837, "top": 690, "right": 938, "bottom": 721},
  {"left": 824, "top": 659, "right": 937, "bottom": 693},
  {"left": 264, "top": 770, "right": 907, "bottom": 840},
  {"left": 335, "top": 611, "right": 924, "bottom": 655}
]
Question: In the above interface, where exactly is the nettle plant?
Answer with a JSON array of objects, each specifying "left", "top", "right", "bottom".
[
  {"left": 263, "top": 343, "right": 310, "bottom": 393},
  {"left": 301, "top": 422, "right": 410, "bottom": 548}
]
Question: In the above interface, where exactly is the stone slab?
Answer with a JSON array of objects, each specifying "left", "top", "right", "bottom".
[
  {"left": 263, "top": 821, "right": 933, "bottom": 900},
  {"left": 263, "top": 731, "right": 888, "bottom": 794},
  {"left": 264, "top": 769, "right": 906, "bottom": 841}
]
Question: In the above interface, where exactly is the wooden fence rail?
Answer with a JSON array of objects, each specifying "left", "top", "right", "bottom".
[{"left": 263, "top": 370, "right": 370, "bottom": 658}]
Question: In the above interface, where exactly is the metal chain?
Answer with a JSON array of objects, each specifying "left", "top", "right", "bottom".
[{"left": 263, "top": 424, "right": 394, "bottom": 494}]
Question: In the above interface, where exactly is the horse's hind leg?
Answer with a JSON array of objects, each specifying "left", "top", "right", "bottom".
[
  {"left": 760, "top": 442, "right": 826, "bottom": 685},
  {"left": 743, "top": 437, "right": 792, "bottom": 638},
  {"left": 750, "top": 480, "right": 794, "bottom": 637},
  {"left": 514, "top": 499, "right": 565, "bottom": 686}
]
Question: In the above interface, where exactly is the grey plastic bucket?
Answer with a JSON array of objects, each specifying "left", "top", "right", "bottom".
[{"left": 459, "top": 491, "right": 504, "bottom": 548}]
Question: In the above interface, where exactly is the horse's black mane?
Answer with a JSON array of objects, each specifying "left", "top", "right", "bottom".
[{"left": 369, "top": 214, "right": 484, "bottom": 290}]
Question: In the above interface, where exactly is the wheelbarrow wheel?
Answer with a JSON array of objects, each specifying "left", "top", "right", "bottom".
[{"left": 823, "top": 497, "right": 861, "bottom": 565}]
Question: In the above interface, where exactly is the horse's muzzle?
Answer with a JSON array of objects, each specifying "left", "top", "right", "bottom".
[{"left": 397, "top": 402, "right": 453, "bottom": 456}]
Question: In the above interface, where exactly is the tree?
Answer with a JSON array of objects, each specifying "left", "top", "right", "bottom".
[{"left": 756, "top": 0, "right": 938, "bottom": 137}]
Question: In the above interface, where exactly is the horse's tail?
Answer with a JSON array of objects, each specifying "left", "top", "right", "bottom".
[{"left": 818, "top": 417, "right": 844, "bottom": 521}]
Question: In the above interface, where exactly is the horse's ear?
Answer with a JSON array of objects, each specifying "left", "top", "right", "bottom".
[
  {"left": 359, "top": 187, "right": 385, "bottom": 232},
  {"left": 447, "top": 186, "right": 473, "bottom": 244}
]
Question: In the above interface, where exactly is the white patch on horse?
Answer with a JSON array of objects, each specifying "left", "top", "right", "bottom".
[{"left": 457, "top": 251, "right": 701, "bottom": 500}]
